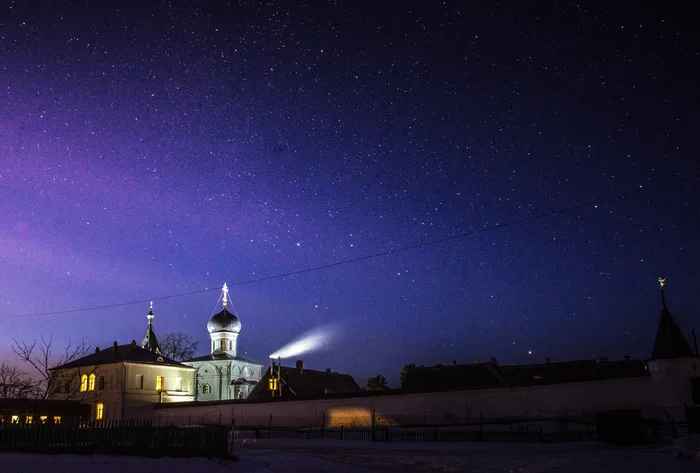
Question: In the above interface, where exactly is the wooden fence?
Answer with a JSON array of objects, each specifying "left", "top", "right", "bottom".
[
  {"left": 232, "top": 425, "right": 596, "bottom": 443},
  {"left": 0, "top": 420, "right": 230, "bottom": 457}
]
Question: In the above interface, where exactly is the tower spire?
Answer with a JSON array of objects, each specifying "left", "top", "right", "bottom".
[
  {"left": 651, "top": 277, "right": 694, "bottom": 359},
  {"left": 141, "top": 302, "right": 161, "bottom": 354}
]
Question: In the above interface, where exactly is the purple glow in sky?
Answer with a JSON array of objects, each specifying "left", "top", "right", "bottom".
[{"left": 1, "top": 2, "right": 698, "bottom": 386}]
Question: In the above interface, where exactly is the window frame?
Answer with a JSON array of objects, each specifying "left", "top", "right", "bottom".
[
  {"left": 96, "top": 402, "right": 104, "bottom": 420},
  {"left": 80, "top": 374, "right": 88, "bottom": 392},
  {"left": 88, "top": 373, "right": 96, "bottom": 391}
]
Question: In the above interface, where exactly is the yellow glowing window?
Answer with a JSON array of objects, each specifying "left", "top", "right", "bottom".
[
  {"left": 202, "top": 383, "right": 210, "bottom": 394},
  {"left": 268, "top": 378, "right": 278, "bottom": 391},
  {"left": 11, "top": 415, "right": 19, "bottom": 424},
  {"left": 80, "top": 374, "right": 88, "bottom": 392},
  {"left": 26, "top": 416, "right": 33, "bottom": 424},
  {"left": 96, "top": 403, "right": 104, "bottom": 420},
  {"left": 53, "top": 416, "right": 61, "bottom": 424},
  {"left": 40, "top": 416, "right": 48, "bottom": 424},
  {"left": 88, "top": 374, "right": 96, "bottom": 391},
  {"left": 156, "top": 376, "right": 164, "bottom": 391}
]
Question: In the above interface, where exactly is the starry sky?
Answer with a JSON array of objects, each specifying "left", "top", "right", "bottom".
[{"left": 1, "top": 2, "right": 698, "bottom": 387}]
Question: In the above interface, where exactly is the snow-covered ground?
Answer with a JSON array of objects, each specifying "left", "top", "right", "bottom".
[{"left": 2, "top": 439, "right": 698, "bottom": 472}]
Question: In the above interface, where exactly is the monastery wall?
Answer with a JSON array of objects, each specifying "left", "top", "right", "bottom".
[{"left": 149, "top": 375, "right": 680, "bottom": 427}]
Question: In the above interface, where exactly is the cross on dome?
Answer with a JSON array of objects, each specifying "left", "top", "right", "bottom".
[{"left": 222, "top": 283, "right": 229, "bottom": 308}]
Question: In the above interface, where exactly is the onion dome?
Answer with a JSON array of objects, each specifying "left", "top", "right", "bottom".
[{"left": 207, "top": 307, "right": 242, "bottom": 334}]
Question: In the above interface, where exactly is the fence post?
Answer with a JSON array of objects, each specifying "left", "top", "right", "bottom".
[
  {"left": 339, "top": 425, "right": 344, "bottom": 440},
  {"left": 477, "top": 412, "right": 483, "bottom": 441},
  {"left": 371, "top": 409, "right": 376, "bottom": 441},
  {"left": 321, "top": 412, "right": 326, "bottom": 439}
]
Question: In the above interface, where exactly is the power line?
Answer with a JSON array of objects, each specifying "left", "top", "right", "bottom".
[{"left": 5, "top": 172, "right": 699, "bottom": 320}]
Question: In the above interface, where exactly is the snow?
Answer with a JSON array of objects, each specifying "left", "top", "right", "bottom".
[{"left": 2, "top": 439, "right": 699, "bottom": 472}]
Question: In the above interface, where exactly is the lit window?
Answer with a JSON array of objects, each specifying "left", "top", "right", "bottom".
[
  {"left": 202, "top": 383, "right": 210, "bottom": 394},
  {"left": 268, "top": 378, "right": 278, "bottom": 391},
  {"left": 11, "top": 415, "right": 19, "bottom": 424},
  {"left": 156, "top": 376, "right": 164, "bottom": 391},
  {"left": 80, "top": 374, "right": 88, "bottom": 392},
  {"left": 40, "top": 416, "right": 48, "bottom": 424},
  {"left": 53, "top": 416, "right": 61, "bottom": 424},
  {"left": 88, "top": 374, "right": 96, "bottom": 391},
  {"left": 96, "top": 403, "right": 104, "bottom": 420},
  {"left": 26, "top": 416, "right": 33, "bottom": 424}
]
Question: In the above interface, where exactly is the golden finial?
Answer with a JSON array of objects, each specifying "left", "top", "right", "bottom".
[{"left": 658, "top": 277, "right": 666, "bottom": 288}]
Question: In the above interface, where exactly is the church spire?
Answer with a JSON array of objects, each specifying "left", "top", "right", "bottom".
[
  {"left": 141, "top": 301, "right": 161, "bottom": 354},
  {"left": 651, "top": 278, "right": 694, "bottom": 359}
]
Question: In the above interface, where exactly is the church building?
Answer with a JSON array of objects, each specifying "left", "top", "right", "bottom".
[{"left": 182, "top": 283, "right": 263, "bottom": 401}]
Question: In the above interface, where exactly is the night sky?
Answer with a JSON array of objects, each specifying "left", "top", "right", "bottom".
[{"left": 1, "top": 2, "right": 698, "bottom": 387}]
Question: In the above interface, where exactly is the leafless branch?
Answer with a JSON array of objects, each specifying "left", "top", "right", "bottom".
[
  {"left": 159, "top": 332, "right": 199, "bottom": 361},
  {"left": 0, "top": 362, "right": 41, "bottom": 399},
  {"left": 12, "top": 336, "right": 91, "bottom": 400}
]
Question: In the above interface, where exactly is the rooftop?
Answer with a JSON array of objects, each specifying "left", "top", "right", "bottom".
[{"left": 50, "top": 341, "right": 193, "bottom": 370}]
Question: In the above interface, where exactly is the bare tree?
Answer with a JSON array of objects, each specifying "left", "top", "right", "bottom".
[
  {"left": 0, "top": 362, "right": 41, "bottom": 399},
  {"left": 159, "top": 332, "right": 199, "bottom": 361},
  {"left": 12, "top": 336, "right": 91, "bottom": 400}
]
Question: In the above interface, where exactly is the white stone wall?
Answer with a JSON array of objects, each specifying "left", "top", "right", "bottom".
[
  {"left": 648, "top": 357, "right": 700, "bottom": 421},
  {"left": 152, "top": 376, "right": 677, "bottom": 427}
]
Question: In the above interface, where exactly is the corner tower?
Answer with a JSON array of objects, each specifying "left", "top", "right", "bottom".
[
  {"left": 207, "top": 283, "right": 242, "bottom": 356},
  {"left": 651, "top": 278, "right": 695, "bottom": 359}
]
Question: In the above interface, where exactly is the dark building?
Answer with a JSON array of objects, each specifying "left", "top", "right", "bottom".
[
  {"left": 0, "top": 399, "right": 90, "bottom": 426},
  {"left": 247, "top": 360, "right": 361, "bottom": 400},
  {"left": 401, "top": 280, "right": 693, "bottom": 394}
]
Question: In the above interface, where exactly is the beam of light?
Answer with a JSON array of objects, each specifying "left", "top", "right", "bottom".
[{"left": 269, "top": 323, "right": 339, "bottom": 359}]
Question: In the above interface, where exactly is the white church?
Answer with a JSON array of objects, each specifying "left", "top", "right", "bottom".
[{"left": 180, "top": 283, "right": 263, "bottom": 401}]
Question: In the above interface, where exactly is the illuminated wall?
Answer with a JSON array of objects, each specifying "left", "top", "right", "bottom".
[{"left": 152, "top": 374, "right": 676, "bottom": 427}]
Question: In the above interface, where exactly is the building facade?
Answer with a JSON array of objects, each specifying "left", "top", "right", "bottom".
[
  {"left": 49, "top": 306, "right": 196, "bottom": 422},
  {"left": 182, "top": 283, "right": 263, "bottom": 401}
]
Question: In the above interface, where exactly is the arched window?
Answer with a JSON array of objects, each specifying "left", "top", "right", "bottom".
[
  {"left": 88, "top": 374, "right": 96, "bottom": 391},
  {"left": 96, "top": 403, "right": 104, "bottom": 420},
  {"left": 80, "top": 374, "right": 88, "bottom": 392},
  {"left": 202, "top": 383, "right": 210, "bottom": 394}
]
